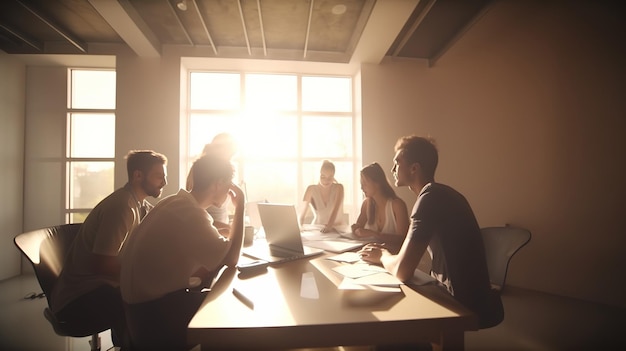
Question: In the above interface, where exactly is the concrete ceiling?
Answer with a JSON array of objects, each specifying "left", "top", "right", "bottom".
[{"left": 0, "top": 0, "right": 493, "bottom": 65}]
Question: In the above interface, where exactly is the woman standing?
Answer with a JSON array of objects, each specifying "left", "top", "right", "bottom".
[{"left": 300, "top": 160, "right": 344, "bottom": 233}]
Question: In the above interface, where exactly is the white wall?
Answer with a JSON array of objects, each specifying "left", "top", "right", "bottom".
[
  {"left": 0, "top": 53, "right": 25, "bottom": 280},
  {"left": 360, "top": 0, "right": 626, "bottom": 308}
]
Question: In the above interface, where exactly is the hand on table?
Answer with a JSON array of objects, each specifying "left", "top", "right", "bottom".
[{"left": 357, "top": 243, "right": 387, "bottom": 264}]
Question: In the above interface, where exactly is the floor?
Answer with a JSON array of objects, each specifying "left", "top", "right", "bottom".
[{"left": 1, "top": 274, "right": 624, "bottom": 351}]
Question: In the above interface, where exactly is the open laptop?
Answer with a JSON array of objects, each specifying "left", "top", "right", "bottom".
[{"left": 242, "top": 203, "right": 324, "bottom": 264}]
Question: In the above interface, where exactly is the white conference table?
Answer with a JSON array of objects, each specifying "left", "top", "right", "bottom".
[{"left": 188, "top": 253, "right": 477, "bottom": 350}]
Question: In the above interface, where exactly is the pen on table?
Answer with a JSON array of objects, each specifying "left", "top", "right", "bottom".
[{"left": 232, "top": 288, "right": 254, "bottom": 309}]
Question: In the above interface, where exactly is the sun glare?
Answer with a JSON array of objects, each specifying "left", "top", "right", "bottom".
[{"left": 188, "top": 72, "right": 355, "bottom": 208}]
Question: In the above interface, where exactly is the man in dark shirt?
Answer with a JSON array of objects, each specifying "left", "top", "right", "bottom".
[{"left": 358, "top": 136, "right": 502, "bottom": 331}]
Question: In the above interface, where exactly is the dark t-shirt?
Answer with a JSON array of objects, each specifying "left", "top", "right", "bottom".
[{"left": 410, "top": 182, "right": 501, "bottom": 327}]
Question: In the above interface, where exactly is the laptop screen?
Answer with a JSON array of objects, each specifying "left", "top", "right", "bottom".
[{"left": 257, "top": 203, "right": 305, "bottom": 254}]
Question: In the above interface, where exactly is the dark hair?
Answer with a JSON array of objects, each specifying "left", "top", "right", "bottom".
[
  {"left": 125, "top": 150, "right": 167, "bottom": 182},
  {"left": 394, "top": 135, "right": 438, "bottom": 181},
  {"left": 361, "top": 162, "right": 398, "bottom": 226},
  {"left": 190, "top": 154, "right": 235, "bottom": 192}
]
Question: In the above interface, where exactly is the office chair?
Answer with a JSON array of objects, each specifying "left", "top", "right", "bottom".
[
  {"left": 14, "top": 224, "right": 110, "bottom": 351},
  {"left": 481, "top": 224, "right": 532, "bottom": 292}
]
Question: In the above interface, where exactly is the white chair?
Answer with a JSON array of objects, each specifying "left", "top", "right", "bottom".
[{"left": 481, "top": 225, "right": 531, "bottom": 291}]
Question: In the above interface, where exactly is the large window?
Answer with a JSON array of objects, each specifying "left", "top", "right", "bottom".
[
  {"left": 65, "top": 69, "right": 116, "bottom": 223},
  {"left": 186, "top": 72, "right": 357, "bottom": 220}
]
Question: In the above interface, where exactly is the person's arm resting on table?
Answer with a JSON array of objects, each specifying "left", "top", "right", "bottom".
[{"left": 359, "top": 220, "right": 431, "bottom": 282}]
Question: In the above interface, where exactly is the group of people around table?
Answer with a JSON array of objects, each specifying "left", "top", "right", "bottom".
[{"left": 48, "top": 133, "right": 503, "bottom": 350}]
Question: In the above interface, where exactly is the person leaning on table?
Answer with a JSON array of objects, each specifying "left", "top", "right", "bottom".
[
  {"left": 300, "top": 159, "right": 345, "bottom": 233},
  {"left": 119, "top": 153, "right": 245, "bottom": 351},
  {"left": 186, "top": 132, "right": 239, "bottom": 236},
  {"left": 358, "top": 135, "right": 503, "bottom": 350}
]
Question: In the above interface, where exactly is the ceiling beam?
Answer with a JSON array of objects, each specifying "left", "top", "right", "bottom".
[
  {"left": 303, "top": 0, "right": 314, "bottom": 58},
  {"left": 257, "top": 0, "right": 267, "bottom": 56},
  {"left": 0, "top": 23, "right": 43, "bottom": 52},
  {"left": 88, "top": 0, "right": 160, "bottom": 57},
  {"left": 192, "top": 0, "right": 217, "bottom": 55},
  {"left": 15, "top": 0, "right": 87, "bottom": 53},
  {"left": 350, "top": 0, "right": 421, "bottom": 65},
  {"left": 236, "top": 0, "right": 251, "bottom": 56},
  {"left": 166, "top": 0, "right": 193, "bottom": 45},
  {"left": 392, "top": 0, "right": 437, "bottom": 57},
  {"left": 428, "top": 0, "right": 495, "bottom": 67}
]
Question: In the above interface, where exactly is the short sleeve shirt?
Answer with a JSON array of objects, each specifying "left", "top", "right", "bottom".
[
  {"left": 50, "top": 184, "right": 145, "bottom": 313},
  {"left": 119, "top": 189, "right": 229, "bottom": 304},
  {"left": 409, "top": 183, "right": 492, "bottom": 314}
]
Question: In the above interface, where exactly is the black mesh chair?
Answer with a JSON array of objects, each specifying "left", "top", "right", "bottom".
[{"left": 14, "top": 224, "right": 110, "bottom": 351}]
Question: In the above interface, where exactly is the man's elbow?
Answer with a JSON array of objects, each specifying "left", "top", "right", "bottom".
[
  {"left": 392, "top": 264, "right": 415, "bottom": 282},
  {"left": 395, "top": 270, "right": 413, "bottom": 282}
]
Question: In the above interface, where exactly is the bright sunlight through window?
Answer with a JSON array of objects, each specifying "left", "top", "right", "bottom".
[
  {"left": 187, "top": 72, "right": 357, "bottom": 219},
  {"left": 66, "top": 69, "right": 116, "bottom": 223}
]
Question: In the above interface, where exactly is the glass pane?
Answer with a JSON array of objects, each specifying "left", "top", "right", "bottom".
[
  {"left": 190, "top": 72, "right": 240, "bottom": 110},
  {"left": 245, "top": 74, "right": 297, "bottom": 111},
  {"left": 70, "top": 69, "right": 116, "bottom": 109},
  {"left": 69, "top": 161, "right": 114, "bottom": 209},
  {"left": 302, "top": 76, "right": 351, "bottom": 112},
  {"left": 189, "top": 113, "right": 242, "bottom": 158},
  {"left": 69, "top": 113, "right": 115, "bottom": 158},
  {"left": 302, "top": 116, "right": 352, "bottom": 158},
  {"left": 242, "top": 161, "right": 297, "bottom": 205},
  {"left": 69, "top": 212, "right": 89, "bottom": 224},
  {"left": 239, "top": 113, "right": 298, "bottom": 158}
]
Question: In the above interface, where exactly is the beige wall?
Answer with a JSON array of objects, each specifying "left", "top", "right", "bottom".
[
  {"left": 0, "top": 53, "right": 25, "bottom": 279},
  {"left": 114, "top": 53, "right": 182, "bottom": 194},
  {"left": 361, "top": 1, "right": 626, "bottom": 307}
]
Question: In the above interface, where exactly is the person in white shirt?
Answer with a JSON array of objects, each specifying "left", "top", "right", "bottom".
[
  {"left": 351, "top": 162, "right": 409, "bottom": 247},
  {"left": 186, "top": 132, "right": 238, "bottom": 235},
  {"left": 300, "top": 160, "right": 345, "bottom": 233},
  {"left": 120, "top": 153, "right": 245, "bottom": 351}
]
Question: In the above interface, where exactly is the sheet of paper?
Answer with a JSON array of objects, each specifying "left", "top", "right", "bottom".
[
  {"left": 332, "top": 264, "right": 381, "bottom": 279},
  {"left": 352, "top": 262, "right": 388, "bottom": 273},
  {"left": 300, "top": 272, "right": 319, "bottom": 299},
  {"left": 352, "top": 272, "right": 403, "bottom": 287},
  {"left": 326, "top": 252, "right": 361, "bottom": 263},
  {"left": 304, "top": 240, "right": 364, "bottom": 253},
  {"left": 338, "top": 278, "right": 402, "bottom": 292}
]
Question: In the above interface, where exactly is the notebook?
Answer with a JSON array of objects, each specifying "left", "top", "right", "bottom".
[{"left": 242, "top": 203, "right": 324, "bottom": 264}]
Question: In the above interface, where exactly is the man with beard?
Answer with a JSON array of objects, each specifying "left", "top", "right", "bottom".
[{"left": 50, "top": 150, "right": 168, "bottom": 349}]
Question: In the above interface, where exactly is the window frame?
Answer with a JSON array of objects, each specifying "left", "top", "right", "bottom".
[
  {"left": 183, "top": 70, "right": 359, "bottom": 221},
  {"left": 64, "top": 68, "right": 116, "bottom": 223}
]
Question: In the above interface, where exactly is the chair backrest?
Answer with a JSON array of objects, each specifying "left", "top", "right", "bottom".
[
  {"left": 481, "top": 225, "right": 531, "bottom": 290},
  {"left": 14, "top": 224, "right": 82, "bottom": 305}
]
